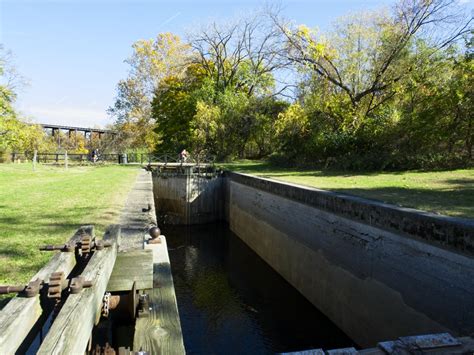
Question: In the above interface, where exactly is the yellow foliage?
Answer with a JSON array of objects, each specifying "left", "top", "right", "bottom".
[
  {"left": 191, "top": 101, "right": 221, "bottom": 153},
  {"left": 275, "top": 103, "right": 309, "bottom": 137}
]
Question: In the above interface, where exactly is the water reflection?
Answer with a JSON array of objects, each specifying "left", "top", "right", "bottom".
[{"left": 165, "top": 222, "right": 355, "bottom": 354}]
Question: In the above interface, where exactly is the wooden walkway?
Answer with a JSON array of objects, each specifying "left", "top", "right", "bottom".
[{"left": 116, "top": 169, "right": 185, "bottom": 354}]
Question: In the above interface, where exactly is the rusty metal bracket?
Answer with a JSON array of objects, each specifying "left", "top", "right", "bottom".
[
  {"left": 94, "top": 240, "right": 112, "bottom": 250},
  {"left": 39, "top": 237, "right": 111, "bottom": 254},
  {"left": 0, "top": 285, "right": 25, "bottom": 295},
  {"left": 39, "top": 243, "right": 75, "bottom": 252},
  {"left": 24, "top": 278, "right": 43, "bottom": 297},
  {"left": 0, "top": 278, "right": 43, "bottom": 297},
  {"left": 69, "top": 276, "right": 93, "bottom": 294},
  {"left": 47, "top": 271, "right": 67, "bottom": 301},
  {"left": 80, "top": 235, "right": 92, "bottom": 256}
]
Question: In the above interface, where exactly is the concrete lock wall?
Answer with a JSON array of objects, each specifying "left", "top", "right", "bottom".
[
  {"left": 152, "top": 171, "right": 224, "bottom": 225},
  {"left": 223, "top": 172, "right": 474, "bottom": 348},
  {"left": 151, "top": 169, "right": 474, "bottom": 348}
]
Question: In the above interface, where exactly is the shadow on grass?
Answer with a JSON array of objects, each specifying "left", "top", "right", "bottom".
[
  {"left": 0, "top": 205, "right": 114, "bottom": 234},
  {"left": 223, "top": 162, "right": 410, "bottom": 177},
  {"left": 441, "top": 178, "right": 474, "bottom": 187},
  {"left": 327, "top": 185, "right": 474, "bottom": 219}
]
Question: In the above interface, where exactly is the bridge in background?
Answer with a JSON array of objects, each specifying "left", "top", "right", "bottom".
[{"left": 39, "top": 123, "right": 117, "bottom": 139}]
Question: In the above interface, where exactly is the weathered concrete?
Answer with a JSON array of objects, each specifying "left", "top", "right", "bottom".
[
  {"left": 152, "top": 169, "right": 223, "bottom": 225},
  {"left": 118, "top": 169, "right": 157, "bottom": 250},
  {"left": 226, "top": 172, "right": 474, "bottom": 255},
  {"left": 224, "top": 173, "right": 474, "bottom": 348}
]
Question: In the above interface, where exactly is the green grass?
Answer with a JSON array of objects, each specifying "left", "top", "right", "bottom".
[
  {"left": 220, "top": 160, "right": 474, "bottom": 219},
  {"left": 0, "top": 164, "right": 139, "bottom": 292}
]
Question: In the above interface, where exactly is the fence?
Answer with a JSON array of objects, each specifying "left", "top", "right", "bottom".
[{"left": 10, "top": 152, "right": 215, "bottom": 165}]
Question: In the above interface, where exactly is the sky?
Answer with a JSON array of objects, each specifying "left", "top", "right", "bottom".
[{"left": 0, "top": 0, "right": 472, "bottom": 128}]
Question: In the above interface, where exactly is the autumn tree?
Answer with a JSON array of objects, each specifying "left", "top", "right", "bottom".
[
  {"left": 189, "top": 14, "right": 289, "bottom": 99},
  {"left": 108, "top": 33, "right": 191, "bottom": 151},
  {"left": 273, "top": 0, "right": 471, "bottom": 130}
]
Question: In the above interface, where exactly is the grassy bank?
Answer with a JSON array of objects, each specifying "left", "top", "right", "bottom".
[
  {"left": 0, "top": 164, "right": 139, "bottom": 293},
  {"left": 220, "top": 161, "right": 474, "bottom": 219}
]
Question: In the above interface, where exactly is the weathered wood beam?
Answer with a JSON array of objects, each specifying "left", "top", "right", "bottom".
[
  {"left": 106, "top": 249, "right": 153, "bottom": 292},
  {"left": 0, "top": 226, "right": 94, "bottom": 355},
  {"left": 37, "top": 225, "right": 120, "bottom": 355},
  {"left": 134, "top": 236, "right": 185, "bottom": 354}
]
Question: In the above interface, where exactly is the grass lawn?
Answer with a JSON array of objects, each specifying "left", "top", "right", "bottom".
[
  {"left": 220, "top": 161, "right": 474, "bottom": 219},
  {"left": 0, "top": 163, "right": 139, "bottom": 298}
]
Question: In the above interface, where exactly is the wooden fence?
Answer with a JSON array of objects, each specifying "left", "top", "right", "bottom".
[{"left": 11, "top": 152, "right": 215, "bottom": 165}]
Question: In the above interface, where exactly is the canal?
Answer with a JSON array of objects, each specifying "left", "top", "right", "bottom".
[{"left": 164, "top": 222, "right": 356, "bottom": 354}]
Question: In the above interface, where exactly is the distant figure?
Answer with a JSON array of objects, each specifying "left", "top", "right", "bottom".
[
  {"left": 179, "top": 149, "right": 188, "bottom": 163},
  {"left": 92, "top": 149, "right": 98, "bottom": 163}
]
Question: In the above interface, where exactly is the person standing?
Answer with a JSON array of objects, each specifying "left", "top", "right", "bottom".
[{"left": 179, "top": 149, "right": 188, "bottom": 163}]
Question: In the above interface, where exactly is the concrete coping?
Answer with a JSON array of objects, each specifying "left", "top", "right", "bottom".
[{"left": 226, "top": 171, "right": 474, "bottom": 255}]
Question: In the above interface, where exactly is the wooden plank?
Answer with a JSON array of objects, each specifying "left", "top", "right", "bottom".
[
  {"left": 134, "top": 236, "right": 185, "bottom": 354},
  {"left": 106, "top": 249, "right": 153, "bottom": 292},
  {"left": 0, "top": 226, "right": 94, "bottom": 355},
  {"left": 37, "top": 225, "right": 120, "bottom": 355}
]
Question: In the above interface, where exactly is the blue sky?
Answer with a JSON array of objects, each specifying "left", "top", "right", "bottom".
[{"left": 0, "top": 0, "right": 471, "bottom": 128}]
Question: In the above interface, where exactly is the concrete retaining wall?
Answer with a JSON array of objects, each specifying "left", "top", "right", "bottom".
[
  {"left": 224, "top": 172, "right": 474, "bottom": 347},
  {"left": 152, "top": 171, "right": 223, "bottom": 225}
]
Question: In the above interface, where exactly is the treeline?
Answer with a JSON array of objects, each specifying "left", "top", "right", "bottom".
[
  {"left": 0, "top": 46, "right": 49, "bottom": 161},
  {"left": 110, "top": 0, "right": 473, "bottom": 169},
  {"left": 0, "top": 47, "right": 95, "bottom": 161},
  {"left": 0, "top": 45, "right": 120, "bottom": 161}
]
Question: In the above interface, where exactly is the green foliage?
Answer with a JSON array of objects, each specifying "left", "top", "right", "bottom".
[
  {"left": 0, "top": 47, "right": 53, "bottom": 157},
  {"left": 108, "top": 33, "right": 190, "bottom": 152},
  {"left": 113, "top": 1, "right": 473, "bottom": 169}
]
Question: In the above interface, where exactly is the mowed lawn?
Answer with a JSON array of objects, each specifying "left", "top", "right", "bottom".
[
  {"left": 221, "top": 161, "right": 474, "bottom": 219},
  {"left": 0, "top": 164, "right": 139, "bottom": 294}
]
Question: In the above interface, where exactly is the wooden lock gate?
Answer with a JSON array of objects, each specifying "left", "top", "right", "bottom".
[{"left": 0, "top": 224, "right": 158, "bottom": 354}]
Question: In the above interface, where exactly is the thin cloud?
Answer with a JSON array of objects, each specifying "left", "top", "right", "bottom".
[{"left": 158, "top": 12, "right": 181, "bottom": 29}]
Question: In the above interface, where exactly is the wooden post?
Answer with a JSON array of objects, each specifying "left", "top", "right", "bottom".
[
  {"left": 33, "top": 150, "right": 37, "bottom": 171},
  {"left": 0, "top": 226, "right": 94, "bottom": 354},
  {"left": 64, "top": 151, "right": 68, "bottom": 170},
  {"left": 37, "top": 225, "right": 121, "bottom": 355}
]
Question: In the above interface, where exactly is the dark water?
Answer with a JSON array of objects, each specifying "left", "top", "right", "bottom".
[{"left": 165, "top": 222, "right": 356, "bottom": 354}]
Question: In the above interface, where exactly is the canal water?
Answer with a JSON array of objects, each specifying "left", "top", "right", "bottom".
[{"left": 164, "top": 222, "right": 356, "bottom": 354}]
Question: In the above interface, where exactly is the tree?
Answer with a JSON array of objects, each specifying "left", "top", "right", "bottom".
[
  {"left": 108, "top": 33, "right": 191, "bottom": 151},
  {"left": 189, "top": 14, "right": 288, "bottom": 100},
  {"left": 274, "top": 0, "right": 471, "bottom": 130},
  {"left": 151, "top": 64, "right": 208, "bottom": 153}
]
